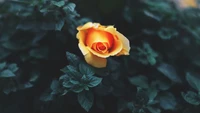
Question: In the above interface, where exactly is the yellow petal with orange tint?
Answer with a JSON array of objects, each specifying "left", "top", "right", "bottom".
[
  {"left": 84, "top": 52, "right": 107, "bottom": 68},
  {"left": 108, "top": 36, "right": 123, "bottom": 56},
  {"left": 78, "top": 42, "right": 89, "bottom": 55},
  {"left": 76, "top": 30, "right": 86, "bottom": 40},
  {"left": 116, "top": 49, "right": 130, "bottom": 56},
  {"left": 86, "top": 47, "right": 110, "bottom": 58},
  {"left": 100, "top": 25, "right": 126, "bottom": 56},
  {"left": 115, "top": 31, "right": 130, "bottom": 55},
  {"left": 77, "top": 31, "right": 89, "bottom": 55},
  {"left": 85, "top": 28, "right": 114, "bottom": 48},
  {"left": 103, "top": 26, "right": 116, "bottom": 35}
]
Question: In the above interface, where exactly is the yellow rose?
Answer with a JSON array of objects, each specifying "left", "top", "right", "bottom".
[{"left": 76, "top": 22, "right": 130, "bottom": 68}]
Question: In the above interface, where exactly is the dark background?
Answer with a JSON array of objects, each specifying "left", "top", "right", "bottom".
[{"left": 0, "top": 0, "right": 200, "bottom": 113}]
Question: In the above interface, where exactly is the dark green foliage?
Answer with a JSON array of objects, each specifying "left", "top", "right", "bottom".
[
  {"left": 128, "top": 75, "right": 149, "bottom": 89},
  {"left": 1, "top": 0, "right": 200, "bottom": 113},
  {"left": 78, "top": 91, "right": 94, "bottom": 112},
  {"left": 157, "top": 63, "right": 182, "bottom": 83},
  {"left": 181, "top": 91, "right": 200, "bottom": 105},
  {"left": 186, "top": 72, "right": 200, "bottom": 92},
  {"left": 131, "top": 42, "right": 158, "bottom": 66}
]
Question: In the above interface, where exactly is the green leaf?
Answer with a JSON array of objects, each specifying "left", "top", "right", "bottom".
[
  {"left": 147, "top": 86, "right": 158, "bottom": 104},
  {"left": 0, "top": 62, "right": 6, "bottom": 70},
  {"left": 55, "top": 19, "right": 65, "bottom": 31},
  {"left": 66, "top": 52, "right": 80, "bottom": 67},
  {"left": 7, "top": 63, "right": 18, "bottom": 72},
  {"left": 70, "top": 78, "right": 80, "bottom": 85},
  {"left": 181, "top": 25, "right": 200, "bottom": 40},
  {"left": 29, "top": 71, "right": 40, "bottom": 82},
  {"left": 157, "top": 63, "right": 182, "bottom": 83},
  {"left": 127, "top": 102, "right": 135, "bottom": 112},
  {"left": 143, "top": 10, "right": 161, "bottom": 21},
  {"left": 181, "top": 91, "right": 200, "bottom": 105},
  {"left": 0, "top": 69, "right": 15, "bottom": 77},
  {"left": 123, "top": 6, "right": 133, "bottom": 23},
  {"left": 128, "top": 75, "right": 149, "bottom": 88},
  {"left": 16, "top": 21, "right": 34, "bottom": 30},
  {"left": 51, "top": 1, "right": 65, "bottom": 7},
  {"left": 186, "top": 72, "right": 200, "bottom": 92},
  {"left": 3, "top": 80, "right": 17, "bottom": 94},
  {"left": 84, "top": 86, "right": 89, "bottom": 91},
  {"left": 134, "top": 42, "right": 158, "bottom": 65},
  {"left": 19, "top": 82, "right": 33, "bottom": 90},
  {"left": 60, "top": 66, "right": 69, "bottom": 73},
  {"left": 40, "top": 90, "right": 54, "bottom": 101},
  {"left": 0, "top": 47, "right": 11, "bottom": 60},
  {"left": 39, "top": 8, "right": 48, "bottom": 13},
  {"left": 41, "top": 22, "right": 55, "bottom": 30},
  {"left": 147, "top": 56, "right": 157, "bottom": 65},
  {"left": 78, "top": 91, "right": 94, "bottom": 112},
  {"left": 79, "top": 63, "right": 95, "bottom": 76},
  {"left": 136, "top": 87, "right": 149, "bottom": 105},
  {"left": 181, "top": 8, "right": 200, "bottom": 26},
  {"left": 159, "top": 92, "right": 177, "bottom": 110},
  {"left": 60, "top": 74, "right": 76, "bottom": 88},
  {"left": 67, "top": 65, "right": 82, "bottom": 78},
  {"left": 72, "top": 85, "right": 84, "bottom": 93},
  {"left": 29, "top": 47, "right": 48, "bottom": 59},
  {"left": 147, "top": 106, "right": 161, "bottom": 113},
  {"left": 144, "top": 1, "right": 174, "bottom": 16},
  {"left": 63, "top": 81, "right": 73, "bottom": 88},
  {"left": 88, "top": 76, "right": 102, "bottom": 87},
  {"left": 63, "top": 3, "right": 76, "bottom": 12},
  {"left": 157, "top": 27, "right": 178, "bottom": 40},
  {"left": 2, "top": 37, "right": 32, "bottom": 51},
  {"left": 151, "top": 79, "right": 171, "bottom": 91},
  {"left": 50, "top": 80, "right": 59, "bottom": 91}
]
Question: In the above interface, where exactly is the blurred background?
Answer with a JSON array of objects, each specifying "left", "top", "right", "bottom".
[{"left": 1, "top": 0, "right": 200, "bottom": 113}]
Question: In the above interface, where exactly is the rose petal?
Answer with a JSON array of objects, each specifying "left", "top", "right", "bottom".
[
  {"left": 84, "top": 52, "right": 107, "bottom": 68},
  {"left": 100, "top": 26, "right": 124, "bottom": 56},
  {"left": 76, "top": 30, "right": 86, "bottom": 40},
  {"left": 87, "top": 37, "right": 123, "bottom": 57},
  {"left": 108, "top": 36, "right": 123, "bottom": 56},
  {"left": 97, "top": 42, "right": 107, "bottom": 51},
  {"left": 85, "top": 28, "right": 114, "bottom": 48},
  {"left": 103, "top": 26, "right": 116, "bottom": 36},
  {"left": 78, "top": 43, "right": 89, "bottom": 55},
  {"left": 85, "top": 26, "right": 123, "bottom": 57},
  {"left": 116, "top": 49, "right": 129, "bottom": 56},
  {"left": 77, "top": 31, "right": 89, "bottom": 55},
  {"left": 115, "top": 31, "right": 130, "bottom": 55},
  {"left": 86, "top": 47, "right": 110, "bottom": 58}
]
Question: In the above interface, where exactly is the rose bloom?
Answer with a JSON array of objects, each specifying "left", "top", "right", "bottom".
[{"left": 76, "top": 22, "right": 130, "bottom": 68}]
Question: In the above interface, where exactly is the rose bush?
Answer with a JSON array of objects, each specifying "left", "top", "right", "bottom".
[{"left": 76, "top": 22, "right": 130, "bottom": 68}]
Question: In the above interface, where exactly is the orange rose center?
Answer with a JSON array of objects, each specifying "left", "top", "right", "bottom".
[
  {"left": 91, "top": 42, "right": 109, "bottom": 53},
  {"left": 85, "top": 28, "right": 114, "bottom": 53},
  {"left": 97, "top": 43, "right": 106, "bottom": 50}
]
